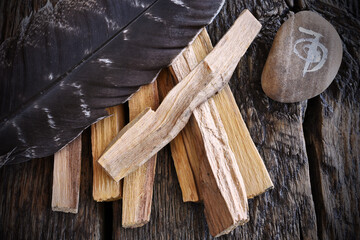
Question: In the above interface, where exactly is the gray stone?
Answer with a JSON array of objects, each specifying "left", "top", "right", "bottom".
[{"left": 261, "top": 11, "right": 343, "bottom": 103}]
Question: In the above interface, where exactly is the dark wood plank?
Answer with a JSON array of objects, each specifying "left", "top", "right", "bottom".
[
  {"left": 1, "top": 0, "right": 359, "bottom": 239},
  {"left": 207, "top": 1, "right": 318, "bottom": 239},
  {"left": 304, "top": 1, "right": 360, "bottom": 239},
  {"left": 0, "top": 130, "right": 104, "bottom": 239}
]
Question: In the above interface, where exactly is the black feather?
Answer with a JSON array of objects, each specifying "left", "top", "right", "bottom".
[{"left": 0, "top": 0, "right": 224, "bottom": 165}]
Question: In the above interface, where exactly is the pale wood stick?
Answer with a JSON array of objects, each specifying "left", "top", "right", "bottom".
[
  {"left": 91, "top": 106, "right": 125, "bottom": 201},
  {"left": 122, "top": 80, "right": 159, "bottom": 228},
  {"left": 173, "top": 29, "right": 274, "bottom": 198},
  {"left": 170, "top": 27, "right": 248, "bottom": 236},
  {"left": 98, "top": 10, "right": 262, "bottom": 183},
  {"left": 213, "top": 86, "right": 274, "bottom": 197},
  {"left": 198, "top": 100, "right": 248, "bottom": 237},
  {"left": 157, "top": 69, "right": 200, "bottom": 202},
  {"left": 52, "top": 135, "right": 82, "bottom": 213},
  {"left": 179, "top": 116, "right": 206, "bottom": 199}
]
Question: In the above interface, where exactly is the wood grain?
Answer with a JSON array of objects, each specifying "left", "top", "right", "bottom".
[
  {"left": 303, "top": 2, "right": 360, "bottom": 239},
  {"left": 51, "top": 136, "right": 82, "bottom": 213},
  {"left": 157, "top": 69, "right": 201, "bottom": 202},
  {"left": 214, "top": 85, "right": 274, "bottom": 197},
  {"left": 172, "top": 29, "right": 273, "bottom": 199},
  {"left": 122, "top": 81, "right": 159, "bottom": 228},
  {"left": 197, "top": 100, "right": 248, "bottom": 237},
  {"left": 91, "top": 106, "right": 125, "bottom": 202},
  {"left": 170, "top": 29, "right": 249, "bottom": 236},
  {"left": 1, "top": 1, "right": 359, "bottom": 239},
  {"left": 98, "top": 10, "right": 262, "bottom": 182},
  {"left": 0, "top": 131, "right": 104, "bottom": 239}
]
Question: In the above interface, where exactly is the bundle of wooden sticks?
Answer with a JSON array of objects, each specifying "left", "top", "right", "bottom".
[{"left": 51, "top": 10, "right": 273, "bottom": 237}]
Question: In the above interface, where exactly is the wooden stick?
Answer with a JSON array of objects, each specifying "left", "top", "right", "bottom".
[
  {"left": 178, "top": 116, "right": 206, "bottom": 200},
  {"left": 170, "top": 27, "right": 248, "bottom": 236},
  {"left": 52, "top": 135, "right": 82, "bottom": 213},
  {"left": 91, "top": 106, "right": 125, "bottom": 202},
  {"left": 213, "top": 86, "right": 274, "bottom": 197},
  {"left": 173, "top": 29, "right": 274, "bottom": 198},
  {"left": 198, "top": 100, "right": 248, "bottom": 236},
  {"left": 98, "top": 10, "right": 262, "bottom": 182},
  {"left": 157, "top": 69, "right": 200, "bottom": 202},
  {"left": 122, "top": 81, "right": 159, "bottom": 228}
]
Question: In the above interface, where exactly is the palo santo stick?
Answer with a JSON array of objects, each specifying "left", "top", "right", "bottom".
[
  {"left": 179, "top": 117, "right": 206, "bottom": 200},
  {"left": 213, "top": 86, "right": 273, "bottom": 197},
  {"left": 173, "top": 29, "right": 274, "bottom": 198},
  {"left": 170, "top": 28, "right": 248, "bottom": 236},
  {"left": 122, "top": 81, "right": 159, "bottom": 228},
  {"left": 52, "top": 135, "right": 82, "bottom": 213},
  {"left": 198, "top": 100, "right": 248, "bottom": 237},
  {"left": 157, "top": 69, "right": 200, "bottom": 202},
  {"left": 98, "top": 10, "right": 262, "bottom": 182},
  {"left": 92, "top": 106, "right": 125, "bottom": 201}
]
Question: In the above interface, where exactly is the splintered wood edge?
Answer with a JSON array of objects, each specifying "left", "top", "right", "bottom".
[
  {"left": 52, "top": 206, "right": 79, "bottom": 214},
  {"left": 91, "top": 106, "right": 124, "bottom": 202},
  {"left": 170, "top": 23, "right": 272, "bottom": 200},
  {"left": 157, "top": 68, "right": 200, "bottom": 202},
  {"left": 98, "top": 9, "right": 262, "bottom": 183},
  {"left": 171, "top": 36, "right": 250, "bottom": 235},
  {"left": 98, "top": 107, "right": 155, "bottom": 182},
  {"left": 122, "top": 81, "right": 159, "bottom": 227},
  {"left": 51, "top": 136, "right": 82, "bottom": 214},
  {"left": 195, "top": 99, "right": 249, "bottom": 236},
  {"left": 214, "top": 86, "right": 274, "bottom": 197},
  {"left": 190, "top": 29, "right": 274, "bottom": 197}
]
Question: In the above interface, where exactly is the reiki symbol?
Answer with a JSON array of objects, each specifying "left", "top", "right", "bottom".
[{"left": 293, "top": 27, "right": 328, "bottom": 77}]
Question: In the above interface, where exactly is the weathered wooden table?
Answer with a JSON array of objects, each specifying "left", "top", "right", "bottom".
[{"left": 1, "top": 0, "right": 359, "bottom": 239}]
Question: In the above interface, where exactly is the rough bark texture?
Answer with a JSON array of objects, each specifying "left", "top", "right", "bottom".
[
  {"left": 303, "top": 1, "right": 360, "bottom": 239},
  {"left": 1, "top": 0, "right": 359, "bottom": 239}
]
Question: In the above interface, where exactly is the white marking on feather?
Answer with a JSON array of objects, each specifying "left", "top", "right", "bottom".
[
  {"left": 12, "top": 121, "right": 26, "bottom": 143},
  {"left": 43, "top": 108, "right": 56, "bottom": 129},
  {"left": 48, "top": 73, "right": 53, "bottom": 80},
  {"left": 48, "top": 119, "right": 56, "bottom": 128},
  {"left": 71, "top": 83, "right": 84, "bottom": 97},
  {"left": 123, "top": 29, "right": 129, "bottom": 40},
  {"left": 74, "top": 88, "right": 84, "bottom": 96},
  {"left": 105, "top": 17, "right": 120, "bottom": 30},
  {"left": 70, "top": 82, "right": 90, "bottom": 116},
  {"left": 145, "top": 12, "right": 165, "bottom": 23},
  {"left": 24, "top": 147, "right": 37, "bottom": 158},
  {"left": 53, "top": 135, "right": 61, "bottom": 142},
  {"left": 80, "top": 99, "right": 91, "bottom": 117},
  {"left": 98, "top": 58, "right": 113, "bottom": 64},
  {"left": 34, "top": 104, "right": 39, "bottom": 109},
  {"left": 171, "top": 0, "right": 190, "bottom": 9},
  {"left": 54, "top": 21, "right": 76, "bottom": 32},
  {"left": 84, "top": 49, "right": 91, "bottom": 55},
  {"left": 131, "top": 0, "right": 147, "bottom": 8},
  {"left": 25, "top": 150, "right": 32, "bottom": 158},
  {"left": 71, "top": 82, "right": 81, "bottom": 89}
]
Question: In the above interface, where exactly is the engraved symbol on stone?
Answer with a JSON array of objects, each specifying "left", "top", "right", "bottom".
[{"left": 293, "top": 27, "right": 328, "bottom": 77}]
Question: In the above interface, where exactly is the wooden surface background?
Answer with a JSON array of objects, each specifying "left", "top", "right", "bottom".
[{"left": 1, "top": 0, "right": 359, "bottom": 239}]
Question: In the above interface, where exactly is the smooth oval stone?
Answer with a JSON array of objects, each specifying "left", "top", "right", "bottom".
[{"left": 261, "top": 11, "right": 343, "bottom": 103}]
